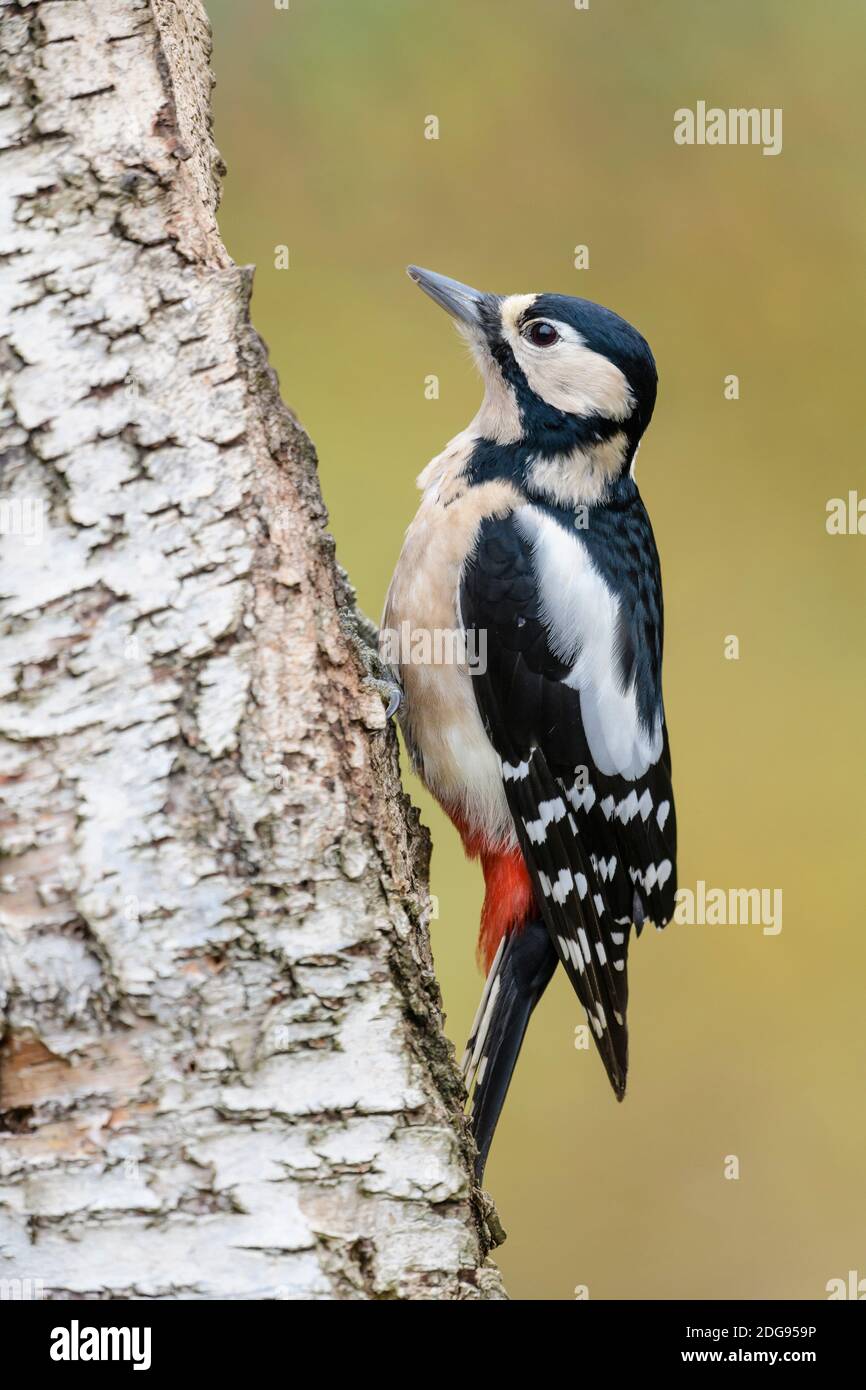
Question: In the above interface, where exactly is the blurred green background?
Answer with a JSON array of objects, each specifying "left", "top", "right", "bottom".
[{"left": 207, "top": 0, "right": 866, "bottom": 1299}]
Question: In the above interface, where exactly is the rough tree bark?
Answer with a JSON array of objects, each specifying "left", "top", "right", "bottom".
[{"left": 0, "top": 0, "right": 504, "bottom": 1300}]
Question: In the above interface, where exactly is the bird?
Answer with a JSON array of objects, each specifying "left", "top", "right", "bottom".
[{"left": 382, "top": 266, "right": 677, "bottom": 1181}]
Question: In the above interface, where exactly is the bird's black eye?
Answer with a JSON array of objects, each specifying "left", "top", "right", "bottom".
[{"left": 523, "top": 320, "right": 559, "bottom": 348}]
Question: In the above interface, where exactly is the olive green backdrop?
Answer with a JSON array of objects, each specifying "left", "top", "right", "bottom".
[{"left": 207, "top": 0, "right": 866, "bottom": 1300}]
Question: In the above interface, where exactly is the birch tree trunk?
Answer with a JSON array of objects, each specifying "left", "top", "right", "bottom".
[{"left": 0, "top": 0, "right": 504, "bottom": 1301}]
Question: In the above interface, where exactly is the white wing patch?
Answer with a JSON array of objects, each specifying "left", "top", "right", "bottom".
[{"left": 513, "top": 506, "right": 662, "bottom": 780}]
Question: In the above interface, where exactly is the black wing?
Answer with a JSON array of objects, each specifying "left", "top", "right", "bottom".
[{"left": 460, "top": 499, "right": 676, "bottom": 1096}]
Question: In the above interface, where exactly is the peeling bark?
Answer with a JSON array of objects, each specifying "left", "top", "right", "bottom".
[{"left": 0, "top": 0, "right": 504, "bottom": 1300}]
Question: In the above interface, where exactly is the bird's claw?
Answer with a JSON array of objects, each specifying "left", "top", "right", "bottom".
[
  {"left": 362, "top": 673, "right": 403, "bottom": 721},
  {"left": 338, "top": 601, "right": 403, "bottom": 722}
]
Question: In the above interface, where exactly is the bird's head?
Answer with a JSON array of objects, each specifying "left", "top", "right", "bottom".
[{"left": 408, "top": 266, "right": 657, "bottom": 495}]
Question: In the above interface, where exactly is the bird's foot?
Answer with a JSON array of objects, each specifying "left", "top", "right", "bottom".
[
  {"left": 366, "top": 674, "right": 402, "bottom": 720},
  {"left": 339, "top": 592, "right": 403, "bottom": 722}
]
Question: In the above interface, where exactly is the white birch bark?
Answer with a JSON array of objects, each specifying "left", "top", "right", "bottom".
[{"left": 0, "top": 0, "right": 504, "bottom": 1300}]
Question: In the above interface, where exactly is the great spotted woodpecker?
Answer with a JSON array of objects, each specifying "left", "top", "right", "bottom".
[{"left": 382, "top": 267, "right": 676, "bottom": 1180}]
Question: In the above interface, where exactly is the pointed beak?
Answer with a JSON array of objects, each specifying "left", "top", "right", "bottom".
[{"left": 407, "top": 265, "right": 489, "bottom": 329}]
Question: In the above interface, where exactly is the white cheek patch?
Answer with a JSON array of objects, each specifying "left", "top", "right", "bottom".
[
  {"left": 499, "top": 295, "right": 634, "bottom": 421},
  {"left": 514, "top": 506, "right": 662, "bottom": 780}
]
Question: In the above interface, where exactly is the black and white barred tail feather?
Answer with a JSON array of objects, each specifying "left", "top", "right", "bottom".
[
  {"left": 463, "top": 921, "right": 557, "bottom": 1181},
  {"left": 461, "top": 934, "right": 507, "bottom": 1083}
]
